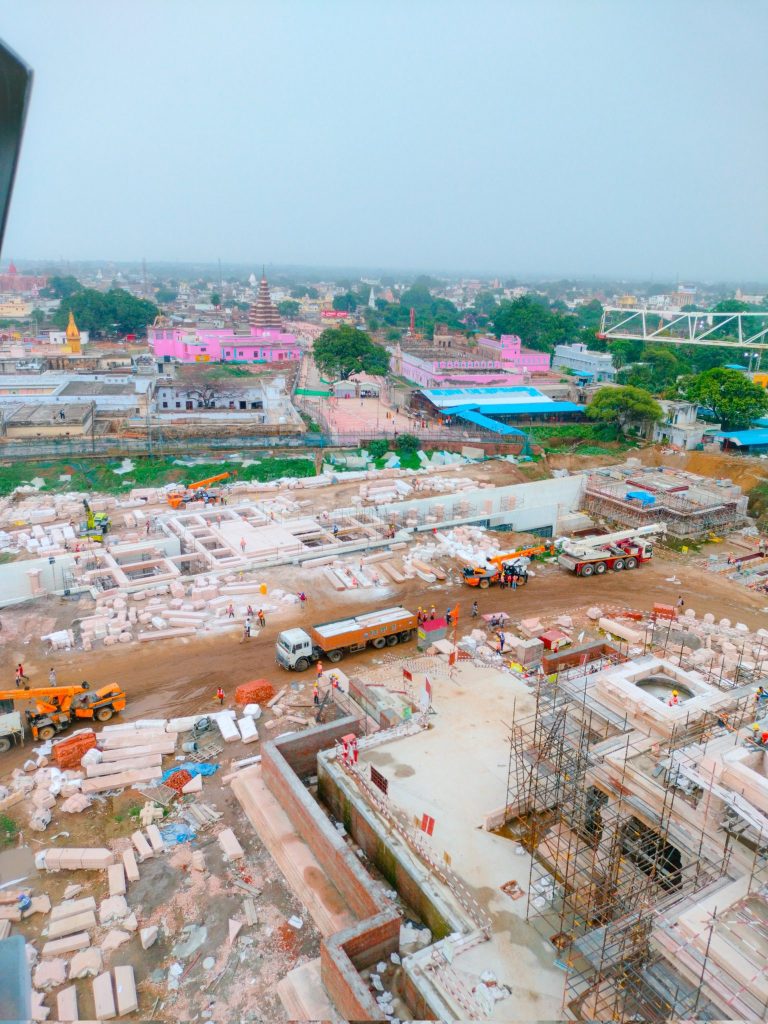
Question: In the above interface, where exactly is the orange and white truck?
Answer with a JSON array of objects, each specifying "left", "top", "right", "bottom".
[{"left": 275, "top": 606, "right": 417, "bottom": 671}]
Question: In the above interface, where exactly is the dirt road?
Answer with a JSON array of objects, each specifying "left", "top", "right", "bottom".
[{"left": 2, "top": 552, "right": 764, "bottom": 730}]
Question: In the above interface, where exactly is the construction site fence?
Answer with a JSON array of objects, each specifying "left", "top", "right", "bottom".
[{"left": 0, "top": 429, "right": 520, "bottom": 462}]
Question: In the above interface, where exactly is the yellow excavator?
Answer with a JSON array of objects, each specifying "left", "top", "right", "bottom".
[
  {"left": 166, "top": 471, "right": 237, "bottom": 509},
  {"left": 0, "top": 682, "right": 127, "bottom": 743},
  {"left": 79, "top": 499, "right": 111, "bottom": 543}
]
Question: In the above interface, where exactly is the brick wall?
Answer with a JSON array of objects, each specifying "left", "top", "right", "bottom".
[
  {"left": 318, "top": 759, "right": 456, "bottom": 940},
  {"left": 261, "top": 722, "right": 404, "bottom": 1021},
  {"left": 541, "top": 640, "right": 623, "bottom": 674}
]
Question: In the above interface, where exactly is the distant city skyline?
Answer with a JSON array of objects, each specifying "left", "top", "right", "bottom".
[{"left": 2, "top": 1, "right": 767, "bottom": 280}]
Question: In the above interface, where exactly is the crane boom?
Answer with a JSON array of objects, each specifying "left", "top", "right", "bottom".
[
  {"left": 557, "top": 523, "right": 666, "bottom": 558},
  {"left": 189, "top": 472, "right": 234, "bottom": 490}
]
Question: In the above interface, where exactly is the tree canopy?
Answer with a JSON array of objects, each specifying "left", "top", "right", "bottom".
[
  {"left": 312, "top": 324, "right": 390, "bottom": 380},
  {"left": 586, "top": 385, "right": 663, "bottom": 431},
  {"left": 40, "top": 275, "right": 81, "bottom": 300},
  {"left": 278, "top": 299, "right": 300, "bottom": 318},
  {"left": 490, "top": 295, "right": 580, "bottom": 352},
  {"left": 684, "top": 368, "right": 768, "bottom": 430},
  {"left": 332, "top": 292, "right": 359, "bottom": 312},
  {"left": 52, "top": 287, "right": 159, "bottom": 338}
]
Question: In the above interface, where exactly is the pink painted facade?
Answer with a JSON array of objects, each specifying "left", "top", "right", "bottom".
[
  {"left": 390, "top": 347, "right": 524, "bottom": 388},
  {"left": 149, "top": 325, "right": 302, "bottom": 364},
  {"left": 477, "top": 334, "right": 550, "bottom": 373}
]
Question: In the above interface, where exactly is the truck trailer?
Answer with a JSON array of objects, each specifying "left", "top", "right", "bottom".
[
  {"left": 556, "top": 523, "right": 666, "bottom": 577},
  {"left": 276, "top": 606, "right": 417, "bottom": 671}
]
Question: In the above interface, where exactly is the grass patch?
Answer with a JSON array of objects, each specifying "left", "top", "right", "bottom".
[
  {"left": 528, "top": 422, "right": 638, "bottom": 454},
  {"left": 0, "top": 814, "right": 18, "bottom": 848},
  {"left": 0, "top": 456, "right": 317, "bottom": 496}
]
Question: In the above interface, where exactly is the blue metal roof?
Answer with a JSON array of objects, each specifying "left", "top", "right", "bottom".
[
  {"left": 461, "top": 401, "right": 584, "bottom": 415},
  {"left": 422, "top": 386, "right": 543, "bottom": 398},
  {"left": 715, "top": 428, "right": 768, "bottom": 446},
  {"left": 455, "top": 410, "right": 528, "bottom": 435}
]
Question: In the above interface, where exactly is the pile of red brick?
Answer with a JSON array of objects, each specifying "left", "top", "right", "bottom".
[
  {"left": 234, "top": 680, "right": 274, "bottom": 705},
  {"left": 164, "top": 769, "right": 193, "bottom": 794},
  {"left": 52, "top": 731, "right": 97, "bottom": 770}
]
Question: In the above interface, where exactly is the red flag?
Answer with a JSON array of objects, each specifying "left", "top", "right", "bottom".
[{"left": 425, "top": 677, "right": 432, "bottom": 700}]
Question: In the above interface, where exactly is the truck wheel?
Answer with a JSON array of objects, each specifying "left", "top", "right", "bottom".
[
  {"left": 399, "top": 630, "right": 412, "bottom": 642},
  {"left": 595, "top": 562, "right": 607, "bottom": 575},
  {"left": 479, "top": 578, "right": 490, "bottom": 589},
  {"left": 580, "top": 564, "right": 594, "bottom": 577},
  {"left": 0, "top": 737, "right": 11, "bottom": 753},
  {"left": 95, "top": 706, "right": 114, "bottom": 722},
  {"left": 386, "top": 635, "right": 399, "bottom": 646},
  {"left": 613, "top": 560, "right": 624, "bottom": 571},
  {"left": 38, "top": 726, "right": 55, "bottom": 741},
  {"left": 327, "top": 650, "right": 343, "bottom": 663},
  {"left": 295, "top": 657, "right": 309, "bottom": 672},
  {"left": 372, "top": 637, "right": 386, "bottom": 649},
  {"left": 625, "top": 557, "right": 637, "bottom": 569}
]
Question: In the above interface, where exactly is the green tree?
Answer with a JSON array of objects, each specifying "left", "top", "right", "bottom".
[
  {"left": 41, "top": 275, "right": 81, "bottom": 300},
  {"left": 210, "top": 291, "right": 221, "bottom": 307},
  {"left": 278, "top": 299, "right": 300, "bottom": 318},
  {"left": 491, "top": 295, "right": 579, "bottom": 352},
  {"left": 313, "top": 324, "right": 390, "bottom": 380},
  {"left": 332, "top": 292, "right": 358, "bottom": 313},
  {"left": 53, "top": 288, "right": 158, "bottom": 338},
  {"left": 685, "top": 368, "right": 768, "bottom": 429},
  {"left": 155, "top": 288, "right": 178, "bottom": 304},
  {"left": 367, "top": 439, "right": 390, "bottom": 459},
  {"left": 397, "top": 433, "right": 420, "bottom": 453},
  {"left": 587, "top": 386, "right": 663, "bottom": 431},
  {"left": 473, "top": 291, "right": 498, "bottom": 317},
  {"left": 608, "top": 338, "right": 643, "bottom": 369}
]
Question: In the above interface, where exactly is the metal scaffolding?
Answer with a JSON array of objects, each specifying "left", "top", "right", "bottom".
[{"left": 501, "top": 660, "right": 762, "bottom": 1023}]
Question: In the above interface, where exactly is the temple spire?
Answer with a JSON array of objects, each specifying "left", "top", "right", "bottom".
[{"left": 248, "top": 272, "right": 283, "bottom": 330}]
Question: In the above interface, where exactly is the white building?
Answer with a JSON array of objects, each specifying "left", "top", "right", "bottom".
[
  {"left": 651, "top": 401, "right": 719, "bottom": 450},
  {"left": 552, "top": 343, "right": 616, "bottom": 382}
]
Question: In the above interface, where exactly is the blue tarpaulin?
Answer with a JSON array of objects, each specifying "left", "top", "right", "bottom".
[{"left": 160, "top": 762, "right": 219, "bottom": 784}]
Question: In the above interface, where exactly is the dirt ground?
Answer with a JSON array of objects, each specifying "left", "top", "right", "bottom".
[
  {"left": 2, "top": 449, "right": 768, "bottom": 1021},
  {"left": 2, "top": 546, "right": 765, "bottom": 728}
]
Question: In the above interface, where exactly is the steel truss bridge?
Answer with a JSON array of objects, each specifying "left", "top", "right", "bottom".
[{"left": 599, "top": 307, "right": 768, "bottom": 349}]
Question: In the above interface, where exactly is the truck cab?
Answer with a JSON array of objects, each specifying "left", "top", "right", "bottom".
[{"left": 276, "top": 627, "right": 316, "bottom": 672}]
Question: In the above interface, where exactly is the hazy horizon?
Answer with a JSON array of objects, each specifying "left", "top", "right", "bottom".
[{"left": 3, "top": 1, "right": 767, "bottom": 280}]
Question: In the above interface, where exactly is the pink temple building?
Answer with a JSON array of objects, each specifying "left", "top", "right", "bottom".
[
  {"left": 390, "top": 333, "right": 549, "bottom": 389},
  {"left": 476, "top": 334, "right": 550, "bottom": 373},
  {"left": 149, "top": 275, "right": 302, "bottom": 365}
]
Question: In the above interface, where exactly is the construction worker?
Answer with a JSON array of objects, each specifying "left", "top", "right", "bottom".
[
  {"left": 668, "top": 690, "right": 680, "bottom": 707},
  {"left": 313, "top": 681, "right": 319, "bottom": 706},
  {"left": 215, "top": 686, "right": 225, "bottom": 706},
  {"left": 755, "top": 685, "right": 768, "bottom": 710},
  {"left": 15, "top": 663, "right": 27, "bottom": 687},
  {"left": 48, "top": 668, "right": 57, "bottom": 686},
  {"left": 429, "top": 604, "right": 436, "bottom": 620},
  {"left": 257, "top": 609, "right": 266, "bottom": 628},
  {"left": 316, "top": 661, "right": 323, "bottom": 681},
  {"left": 471, "top": 601, "right": 478, "bottom": 618},
  {"left": 244, "top": 617, "right": 252, "bottom": 640}
]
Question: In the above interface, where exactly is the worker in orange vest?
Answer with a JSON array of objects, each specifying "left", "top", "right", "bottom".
[
  {"left": 313, "top": 681, "right": 319, "bottom": 705},
  {"left": 316, "top": 661, "right": 323, "bottom": 680},
  {"left": 215, "top": 686, "right": 224, "bottom": 706}
]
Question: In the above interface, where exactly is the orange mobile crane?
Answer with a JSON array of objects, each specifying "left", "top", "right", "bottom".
[
  {"left": 0, "top": 682, "right": 127, "bottom": 742},
  {"left": 166, "top": 471, "right": 237, "bottom": 509},
  {"left": 461, "top": 543, "right": 552, "bottom": 588}
]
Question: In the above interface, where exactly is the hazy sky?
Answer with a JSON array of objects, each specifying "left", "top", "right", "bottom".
[{"left": 2, "top": 0, "right": 767, "bottom": 279}]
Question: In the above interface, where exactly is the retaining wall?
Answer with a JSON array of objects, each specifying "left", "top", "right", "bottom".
[{"left": 261, "top": 720, "right": 402, "bottom": 1020}]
